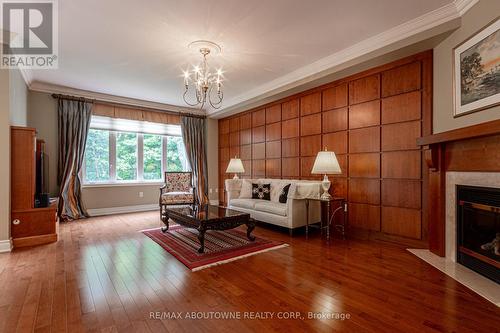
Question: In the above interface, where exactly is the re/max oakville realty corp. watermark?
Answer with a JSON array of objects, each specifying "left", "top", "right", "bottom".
[{"left": 1, "top": 0, "right": 58, "bottom": 69}]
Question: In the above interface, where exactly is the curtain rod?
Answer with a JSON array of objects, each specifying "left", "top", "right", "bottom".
[{"left": 51, "top": 93, "right": 206, "bottom": 119}]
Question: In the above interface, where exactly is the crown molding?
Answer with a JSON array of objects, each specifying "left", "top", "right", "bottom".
[
  {"left": 209, "top": 0, "right": 478, "bottom": 118},
  {"left": 29, "top": 81, "right": 204, "bottom": 115}
]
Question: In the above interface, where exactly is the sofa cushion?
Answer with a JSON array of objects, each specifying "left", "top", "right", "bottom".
[
  {"left": 239, "top": 179, "right": 253, "bottom": 199},
  {"left": 230, "top": 198, "right": 261, "bottom": 210},
  {"left": 252, "top": 183, "right": 271, "bottom": 200},
  {"left": 254, "top": 201, "right": 287, "bottom": 217},
  {"left": 279, "top": 184, "right": 291, "bottom": 203}
]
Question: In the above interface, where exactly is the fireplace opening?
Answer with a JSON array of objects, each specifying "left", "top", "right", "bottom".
[{"left": 457, "top": 185, "right": 500, "bottom": 284}]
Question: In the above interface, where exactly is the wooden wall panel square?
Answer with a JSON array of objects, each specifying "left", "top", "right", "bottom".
[
  {"left": 266, "top": 159, "right": 281, "bottom": 177},
  {"left": 381, "top": 207, "right": 421, "bottom": 239},
  {"left": 300, "top": 92, "right": 321, "bottom": 116},
  {"left": 300, "top": 156, "right": 316, "bottom": 177},
  {"left": 252, "top": 143, "right": 265, "bottom": 160},
  {"left": 349, "top": 74, "right": 380, "bottom": 105},
  {"left": 282, "top": 99, "right": 299, "bottom": 120},
  {"left": 334, "top": 154, "right": 348, "bottom": 177},
  {"left": 282, "top": 138, "right": 299, "bottom": 157},
  {"left": 252, "top": 125, "right": 266, "bottom": 143},
  {"left": 219, "top": 148, "right": 229, "bottom": 162},
  {"left": 381, "top": 151, "right": 421, "bottom": 179},
  {"left": 382, "top": 91, "right": 421, "bottom": 124},
  {"left": 382, "top": 179, "right": 421, "bottom": 209},
  {"left": 229, "top": 132, "right": 240, "bottom": 147},
  {"left": 301, "top": 113, "right": 322, "bottom": 136},
  {"left": 349, "top": 100, "right": 380, "bottom": 129},
  {"left": 252, "top": 109, "right": 266, "bottom": 127},
  {"left": 266, "top": 141, "right": 281, "bottom": 159},
  {"left": 219, "top": 133, "right": 229, "bottom": 148},
  {"left": 322, "top": 83, "right": 348, "bottom": 111},
  {"left": 282, "top": 118, "right": 300, "bottom": 139},
  {"left": 322, "top": 108, "right": 348, "bottom": 133},
  {"left": 349, "top": 203, "right": 380, "bottom": 231},
  {"left": 240, "top": 129, "right": 252, "bottom": 145},
  {"left": 240, "top": 113, "right": 252, "bottom": 129},
  {"left": 381, "top": 61, "right": 421, "bottom": 97},
  {"left": 322, "top": 131, "right": 347, "bottom": 154},
  {"left": 381, "top": 120, "right": 421, "bottom": 151},
  {"left": 332, "top": 177, "right": 348, "bottom": 197},
  {"left": 229, "top": 146, "right": 240, "bottom": 159},
  {"left": 229, "top": 117, "right": 240, "bottom": 132},
  {"left": 219, "top": 119, "right": 229, "bottom": 134},
  {"left": 349, "top": 153, "right": 380, "bottom": 178},
  {"left": 349, "top": 127, "right": 380, "bottom": 153},
  {"left": 282, "top": 157, "right": 299, "bottom": 177},
  {"left": 242, "top": 160, "right": 251, "bottom": 176},
  {"left": 266, "top": 104, "right": 281, "bottom": 124},
  {"left": 240, "top": 144, "right": 252, "bottom": 160},
  {"left": 266, "top": 122, "right": 281, "bottom": 142},
  {"left": 349, "top": 179, "right": 380, "bottom": 205},
  {"left": 300, "top": 135, "right": 322, "bottom": 157},
  {"left": 252, "top": 160, "right": 266, "bottom": 177}
]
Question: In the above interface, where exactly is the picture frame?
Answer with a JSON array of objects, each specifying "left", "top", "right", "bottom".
[{"left": 453, "top": 17, "right": 500, "bottom": 117}]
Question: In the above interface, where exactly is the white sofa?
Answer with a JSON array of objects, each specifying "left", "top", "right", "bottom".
[{"left": 225, "top": 178, "right": 322, "bottom": 234}]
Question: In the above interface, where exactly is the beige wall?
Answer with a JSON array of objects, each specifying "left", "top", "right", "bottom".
[
  {"left": 0, "top": 69, "right": 11, "bottom": 245},
  {"left": 0, "top": 68, "right": 28, "bottom": 247},
  {"left": 433, "top": 0, "right": 500, "bottom": 133}
]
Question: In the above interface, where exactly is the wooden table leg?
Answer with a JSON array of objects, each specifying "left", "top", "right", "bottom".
[
  {"left": 246, "top": 219, "right": 256, "bottom": 241},
  {"left": 197, "top": 227, "right": 206, "bottom": 253},
  {"left": 161, "top": 207, "right": 169, "bottom": 233}
]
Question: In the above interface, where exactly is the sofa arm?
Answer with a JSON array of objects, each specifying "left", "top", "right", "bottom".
[
  {"left": 225, "top": 179, "right": 242, "bottom": 204},
  {"left": 287, "top": 198, "right": 321, "bottom": 228}
]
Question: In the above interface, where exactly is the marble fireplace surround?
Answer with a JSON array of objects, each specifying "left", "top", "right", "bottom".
[{"left": 409, "top": 172, "right": 500, "bottom": 307}]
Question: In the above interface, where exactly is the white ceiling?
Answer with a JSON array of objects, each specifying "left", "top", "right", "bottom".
[{"left": 26, "top": 0, "right": 461, "bottom": 116}]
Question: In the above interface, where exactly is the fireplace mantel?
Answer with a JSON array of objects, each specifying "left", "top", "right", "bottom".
[{"left": 417, "top": 118, "right": 500, "bottom": 256}]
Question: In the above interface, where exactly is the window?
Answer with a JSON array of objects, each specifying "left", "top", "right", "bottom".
[
  {"left": 83, "top": 120, "right": 188, "bottom": 185},
  {"left": 84, "top": 129, "right": 110, "bottom": 182}
]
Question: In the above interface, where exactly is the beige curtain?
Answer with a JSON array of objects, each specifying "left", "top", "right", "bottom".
[
  {"left": 181, "top": 116, "right": 209, "bottom": 205},
  {"left": 57, "top": 98, "right": 93, "bottom": 221}
]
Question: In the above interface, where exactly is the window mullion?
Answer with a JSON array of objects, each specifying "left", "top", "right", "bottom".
[
  {"left": 138, "top": 134, "right": 144, "bottom": 181},
  {"left": 110, "top": 131, "right": 117, "bottom": 181},
  {"left": 162, "top": 136, "right": 168, "bottom": 175}
]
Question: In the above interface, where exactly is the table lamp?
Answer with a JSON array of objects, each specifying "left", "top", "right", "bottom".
[
  {"left": 311, "top": 149, "right": 342, "bottom": 199},
  {"left": 225, "top": 157, "right": 245, "bottom": 179}
]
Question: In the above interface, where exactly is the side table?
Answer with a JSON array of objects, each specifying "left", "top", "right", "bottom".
[{"left": 305, "top": 197, "right": 348, "bottom": 241}]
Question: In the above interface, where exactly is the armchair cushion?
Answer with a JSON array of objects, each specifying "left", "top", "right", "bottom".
[
  {"left": 165, "top": 172, "right": 192, "bottom": 192},
  {"left": 161, "top": 192, "right": 194, "bottom": 204}
]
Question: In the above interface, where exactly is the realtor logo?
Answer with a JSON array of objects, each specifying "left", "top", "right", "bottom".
[{"left": 1, "top": 0, "right": 58, "bottom": 68}]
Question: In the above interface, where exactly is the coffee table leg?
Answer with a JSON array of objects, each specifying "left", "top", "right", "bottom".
[
  {"left": 246, "top": 219, "right": 256, "bottom": 241},
  {"left": 198, "top": 227, "right": 206, "bottom": 253}
]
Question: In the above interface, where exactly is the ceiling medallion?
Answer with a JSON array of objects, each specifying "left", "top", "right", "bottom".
[{"left": 182, "top": 40, "right": 223, "bottom": 109}]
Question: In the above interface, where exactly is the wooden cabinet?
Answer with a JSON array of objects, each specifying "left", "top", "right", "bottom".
[{"left": 11, "top": 127, "right": 57, "bottom": 248}]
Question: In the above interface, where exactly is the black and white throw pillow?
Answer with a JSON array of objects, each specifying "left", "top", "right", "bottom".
[
  {"left": 279, "top": 184, "right": 291, "bottom": 203},
  {"left": 252, "top": 183, "right": 271, "bottom": 200}
]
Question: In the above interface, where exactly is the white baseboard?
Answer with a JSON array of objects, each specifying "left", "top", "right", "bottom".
[
  {"left": 87, "top": 204, "right": 158, "bottom": 217},
  {"left": 0, "top": 239, "right": 13, "bottom": 253}
]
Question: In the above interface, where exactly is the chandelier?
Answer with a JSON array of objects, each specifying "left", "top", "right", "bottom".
[{"left": 182, "top": 40, "right": 223, "bottom": 109}]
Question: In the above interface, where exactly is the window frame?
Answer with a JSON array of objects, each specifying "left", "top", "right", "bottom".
[{"left": 82, "top": 128, "right": 188, "bottom": 187}]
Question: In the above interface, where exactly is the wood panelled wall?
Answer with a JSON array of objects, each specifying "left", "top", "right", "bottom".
[{"left": 218, "top": 51, "right": 432, "bottom": 241}]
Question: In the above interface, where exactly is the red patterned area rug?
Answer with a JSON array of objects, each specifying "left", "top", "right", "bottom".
[{"left": 142, "top": 225, "right": 288, "bottom": 271}]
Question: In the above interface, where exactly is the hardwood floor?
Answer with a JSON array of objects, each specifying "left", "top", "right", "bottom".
[{"left": 0, "top": 211, "right": 498, "bottom": 333}]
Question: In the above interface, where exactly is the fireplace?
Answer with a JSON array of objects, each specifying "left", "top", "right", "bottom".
[{"left": 457, "top": 185, "right": 500, "bottom": 284}]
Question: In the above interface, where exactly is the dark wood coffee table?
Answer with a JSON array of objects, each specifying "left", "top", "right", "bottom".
[{"left": 161, "top": 205, "right": 255, "bottom": 253}]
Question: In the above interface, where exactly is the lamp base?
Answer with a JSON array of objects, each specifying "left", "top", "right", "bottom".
[
  {"left": 233, "top": 174, "right": 239, "bottom": 179},
  {"left": 320, "top": 174, "right": 332, "bottom": 200}
]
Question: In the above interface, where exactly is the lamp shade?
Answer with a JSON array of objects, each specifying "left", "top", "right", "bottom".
[
  {"left": 225, "top": 158, "right": 245, "bottom": 174},
  {"left": 311, "top": 151, "right": 341, "bottom": 174}
]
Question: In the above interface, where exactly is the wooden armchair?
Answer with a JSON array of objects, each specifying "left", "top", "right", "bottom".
[{"left": 159, "top": 171, "right": 196, "bottom": 224}]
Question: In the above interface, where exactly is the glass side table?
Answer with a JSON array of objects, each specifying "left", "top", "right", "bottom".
[{"left": 305, "top": 197, "right": 347, "bottom": 241}]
